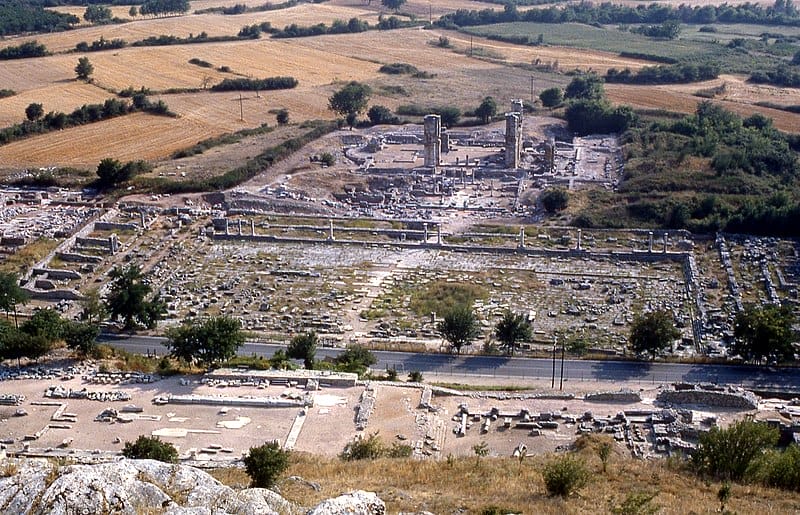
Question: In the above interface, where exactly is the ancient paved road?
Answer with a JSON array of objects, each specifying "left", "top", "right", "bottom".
[{"left": 100, "top": 334, "right": 800, "bottom": 392}]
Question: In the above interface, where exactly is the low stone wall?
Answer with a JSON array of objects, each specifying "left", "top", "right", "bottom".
[
  {"left": 23, "top": 288, "right": 82, "bottom": 301},
  {"left": 155, "top": 393, "right": 309, "bottom": 408},
  {"left": 657, "top": 388, "right": 758, "bottom": 409},
  {"left": 584, "top": 390, "right": 642, "bottom": 403},
  {"left": 32, "top": 268, "right": 81, "bottom": 280},
  {"left": 94, "top": 221, "right": 138, "bottom": 232},
  {"left": 55, "top": 252, "right": 103, "bottom": 264}
]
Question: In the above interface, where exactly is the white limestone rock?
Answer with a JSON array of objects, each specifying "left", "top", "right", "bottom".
[
  {"left": 307, "top": 490, "right": 386, "bottom": 515},
  {"left": 0, "top": 459, "right": 297, "bottom": 515}
]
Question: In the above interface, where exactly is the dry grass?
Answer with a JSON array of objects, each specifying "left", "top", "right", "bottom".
[
  {"left": 207, "top": 449, "right": 800, "bottom": 514},
  {"left": 0, "top": 238, "right": 60, "bottom": 275}
]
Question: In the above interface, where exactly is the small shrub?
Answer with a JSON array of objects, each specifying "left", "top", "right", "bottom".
[
  {"left": 122, "top": 435, "right": 178, "bottom": 463},
  {"left": 408, "top": 370, "right": 423, "bottom": 383},
  {"left": 611, "top": 491, "right": 659, "bottom": 515},
  {"left": 319, "top": 152, "right": 335, "bottom": 166},
  {"left": 276, "top": 109, "right": 289, "bottom": 125},
  {"left": 387, "top": 442, "right": 413, "bottom": 458},
  {"left": 691, "top": 419, "right": 779, "bottom": 480},
  {"left": 243, "top": 441, "right": 290, "bottom": 488},
  {"left": 542, "top": 454, "right": 589, "bottom": 498},
  {"left": 340, "top": 432, "right": 385, "bottom": 461},
  {"left": 0, "top": 462, "right": 18, "bottom": 477}
]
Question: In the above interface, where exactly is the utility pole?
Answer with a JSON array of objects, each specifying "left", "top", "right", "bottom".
[
  {"left": 551, "top": 337, "right": 557, "bottom": 388},
  {"left": 238, "top": 92, "right": 244, "bottom": 121},
  {"left": 470, "top": 36, "right": 473, "bottom": 57},
  {"left": 429, "top": 1, "right": 432, "bottom": 25},
  {"left": 559, "top": 341, "right": 566, "bottom": 390}
]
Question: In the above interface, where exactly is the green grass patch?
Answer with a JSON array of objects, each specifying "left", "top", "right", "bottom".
[
  {"left": 431, "top": 382, "right": 533, "bottom": 392},
  {"left": 409, "top": 280, "right": 487, "bottom": 316},
  {"left": 463, "top": 22, "right": 769, "bottom": 72}
]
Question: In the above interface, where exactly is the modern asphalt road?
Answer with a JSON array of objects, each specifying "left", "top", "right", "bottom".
[{"left": 99, "top": 334, "right": 800, "bottom": 392}]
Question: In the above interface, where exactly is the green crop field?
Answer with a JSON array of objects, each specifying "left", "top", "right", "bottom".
[{"left": 463, "top": 22, "right": 775, "bottom": 72}]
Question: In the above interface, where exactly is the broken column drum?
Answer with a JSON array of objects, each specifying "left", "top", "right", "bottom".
[
  {"left": 505, "top": 112, "right": 522, "bottom": 169},
  {"left": 423, "top": 114, "right": 441, "bottom": 168}
]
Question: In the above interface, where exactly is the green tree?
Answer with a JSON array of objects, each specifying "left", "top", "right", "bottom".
[
  {"left": 288, "top": 331, "right": 317, "bottom": 369},
  {"left": 268, "top": 348, "right": 293, "bottom": 370},
  {"left": 243, "top": 441, "right": 290, "bottom": 488},
  {"left": 438, "top": 303, "right": 480, "bottom": 354},
  {"left": 475, "top": 96, "right": 498, "bottom": 124},
  {"left": 540, "top": 188, "right": 569, "bottom": 213},
  {"left": 542, "top": 454, "right": 589, "bottom": 498},
  {"left": 129, "top": 5, "right": 138, "bottom": 17},
  {"left": 75, "top": 56, "right": 94, "bottom": 81},
  {"left": 564, "top": 73, "right": 605, "bottom": 100},
  {"left": 381, "top": 0, "right": 406, "bottom": 12},
  {"left": 436, "top": 106, "right": 461, "bottom": 126},
  {"left": 367, "top": 105, "right": 398, "bottom": 125},
  {"left": 493, "top": 310, "right": 532, "bottom": 356},
  {"left": 122, "top": 435, "right": 178, "bottom": 463},
  {"left": 628, "top": 310, "right": 679, "bottom": 359},
  {"left": 62, "top": 320, "right": 100, "bottom": 357},
  {"left": 21, "top": 308, "right": 63, "bottom": 343},
  {"left": 333, "top": 344, "right": 377, "bottom": 375},
  {"left": 104, "top": 264, "right": 166, "bottom": 331},
  {"left": 3, "top": 332, "right": 51, "bottom": 365},
  {"left": 731, "top": 304, "right": 796, "bottom": 364},
  {"left": 0, "top": 271, "right": 29, "bottom": 327},
  {"left": 276, "top": 108, "right": 289, "bottom": 125},
  {"left": 539, "top": 87, "right": 563, "bottom": 108},
  {"left": 25, "top": 103, "right": 43, "bottom": 121},
  {"left": 79, "top": 287, "right": 107, "bottom": 325},
  {"left": 165, "top": 315, "right": 246, "bottom": 367},
  {"left": 692, "top": 419, "right": 779, "bottom": 480},
  {"left": 84, "top": 5, "right": 112, "bottom": 23},
  {"left": 328, "top": 81, "right": 372, "bottom": 126},
  {"left": 96, "top": 157, "right": 127, "bottom": 187}
]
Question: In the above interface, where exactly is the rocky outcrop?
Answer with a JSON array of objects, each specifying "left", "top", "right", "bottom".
[
  {"left": 307, "top": 490, "right": 385, "bottom": 515},
  {"left": 0, "top": 458, "right": 384, "bottom": 515}
]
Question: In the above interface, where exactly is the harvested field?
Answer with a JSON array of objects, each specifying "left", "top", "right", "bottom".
[
  {"left": 606, "top": 82, "right": 800, "bottom": 133},
  {"left": 294, "top": 28, "right": 652, "bottom": 73},
  {"left": 1, "top": 39, "right": 378, "bottom": 93},
  {"left": 2, "top": 4, "right": 382, "bottom": 53},
  {"left": 0, "top": 82, "right": 110, "bottom": 127},
  {"left": 0, "top": 112, "right": 210, "bottom": 168}
]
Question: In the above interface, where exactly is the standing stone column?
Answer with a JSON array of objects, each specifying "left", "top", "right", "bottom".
[
  {"left": 648, "top": 231, "right": 653, "bottom": 253},
  {"left": 328, "top": 220, "right": 335, "bottom": 241},
  {"left": 437, "top": 224, "right": 442, "bottom": 245},
  {"left": 519, "top": 226, "right": 526, "bottom": 249},
  {"left": 423, "top": 114, "right": 441, "bottom": 168},
  {"left": 577, "top": 229, "right": 582, "bottom": 251},
  {"left": 423, "top": 222, "right": 428, "bottom": 243}
]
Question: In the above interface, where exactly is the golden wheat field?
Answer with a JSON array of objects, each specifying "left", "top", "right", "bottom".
[
  {"left": 0, "top": 82, "right": 111, "bottom": 127},
  {"left": 3, "top": 3, "right": 389, "bottom": 53},
  {"left": 0, "top": 112, "right": 211, "bottom": 167},
  {"left": 606, "top": 81, "right": 800, "bottom": 133}
]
